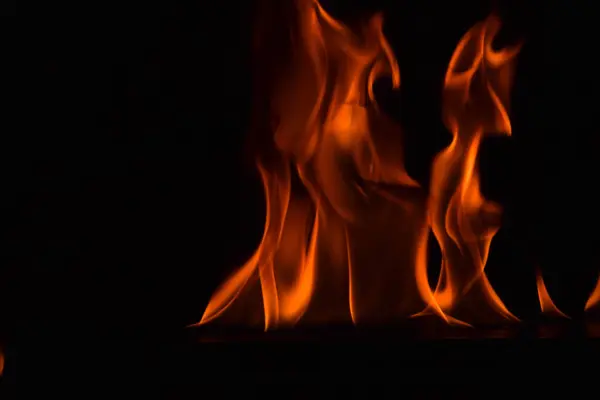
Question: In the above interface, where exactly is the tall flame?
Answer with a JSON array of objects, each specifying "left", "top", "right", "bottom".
[
  {"left": 426, "top": 15, "right": 522, "bottom": 325},
  {"left": 536, "top": 268, "right": 569, "bottom": 318},
  {"left": 198, "top": 0, "right": 434, "bottom": 329}
]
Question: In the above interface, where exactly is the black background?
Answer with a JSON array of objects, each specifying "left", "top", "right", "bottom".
[{"left": 4, "top": 0, "right": 600, "bottom": 392}]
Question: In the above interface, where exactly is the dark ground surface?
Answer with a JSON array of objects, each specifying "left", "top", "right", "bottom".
[{"left": 3, "top": 319, "right": 600, "bottom": 398}]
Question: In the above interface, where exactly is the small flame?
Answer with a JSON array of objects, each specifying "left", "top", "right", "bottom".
[
  {"left": 585, "top": 276, "right": 600, "bottom": 312},
  {"left": 197, "top": 0, "right": 433, "bottom": 329},
  {"left": 536, "top": 268, "right": 569, "bottom": 318},
  {"left": 426, "top": 14, "right": 522, "bottom": 325}
]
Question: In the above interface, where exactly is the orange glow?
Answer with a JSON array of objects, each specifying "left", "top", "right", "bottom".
[
  {"left": 425, "top": 15, "right": 522, "bottom": 325},
  {"left": 585, "top": 276, "right": 600, "bottom": 312},
  {"left": 536, "top": 268, "right": 569, "bottom": 318},
  {"left": 197, "top": 0, "right": 436, "bottom": 329},
  {"left": 196, "top": 6, "right": 600, "bottom": 330},
  {"left": 0, "top": 348, "right": 3, "bottom": 376}
]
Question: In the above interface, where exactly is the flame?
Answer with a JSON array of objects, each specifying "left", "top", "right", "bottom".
[
  {"left": 585, "top": 276, "right": 600, "bottom": 312},
  {"left": 536, "top": 268, "right": 569, "bottom": 318},
  {"left": 197, "top": 0, "right": 435, "bottom": 329},
  {"left": 425, "top": 15, "right": 522, "bottom": 325}
]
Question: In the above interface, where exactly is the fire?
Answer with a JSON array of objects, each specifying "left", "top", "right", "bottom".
[
  {"left": 536, "top": 268, "right": 569, "bottom": 318},
  {"left": 586, "top": 276, "right": 600, "bottom": 312},
  {"left": 196, "top": 3, "right": 597, "bottom": 330},
  {"left": 198, "top": 0, "right": 434, "bottom": 329},
  {"left": 424, "top": 15, "right": 521, "bottom": 325}
]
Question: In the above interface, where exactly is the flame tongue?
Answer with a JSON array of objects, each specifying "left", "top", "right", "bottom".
[
  {"left": 585, "top": 276, "right": 600, "bottom": 313},
  {"left": 427, "top": 15, "right": 521, "bottom": 325},
  {"left": 199, "top": 0, "right": 432, "bottom": 330},
  {"left": 536, "top": 268, "right": 569, "bottom": 318},
  {"left": 442, "top": 16, "right": 519, "bottom": 137}
]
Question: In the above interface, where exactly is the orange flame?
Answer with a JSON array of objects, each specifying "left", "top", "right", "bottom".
[
  {"left": 425, "top": 15, "right": 522, "bottom": 325},
  {"left": 585, "top": 276, "right": 600, "bottom": 312},
  {"left": 197, "top": 0, "right": 435, "bottom": 329},
  {"left": 535, "top": 268, "right": 569, "bottom": 318}
]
